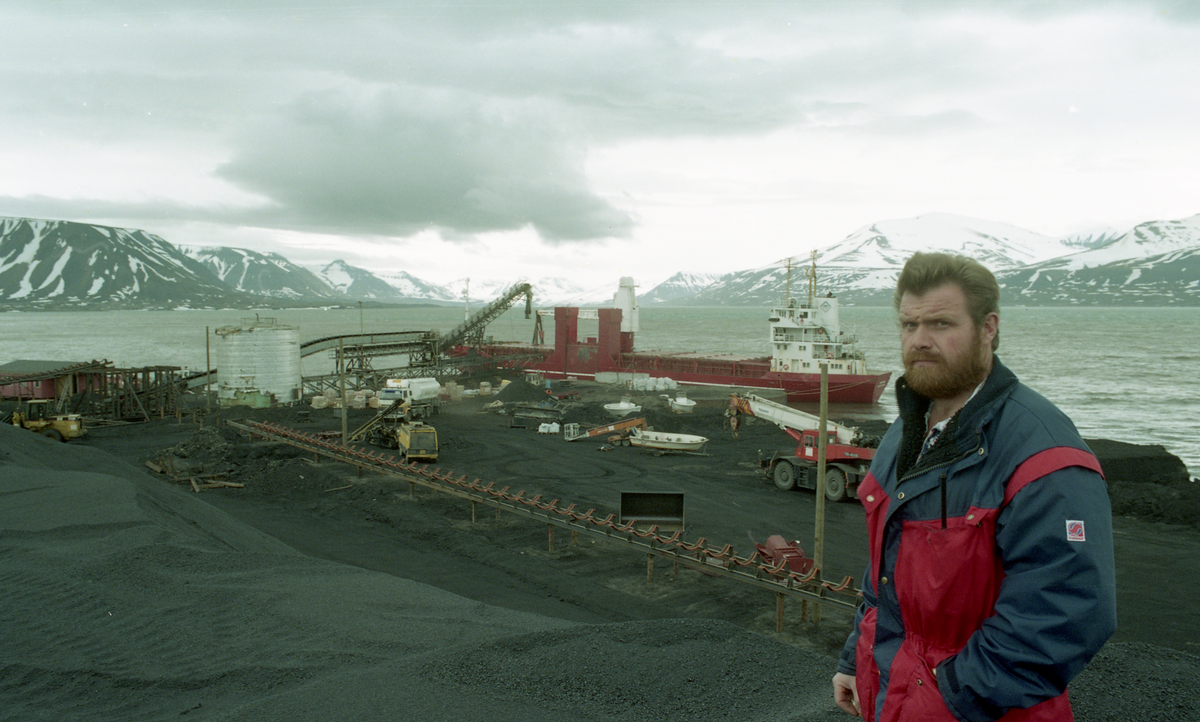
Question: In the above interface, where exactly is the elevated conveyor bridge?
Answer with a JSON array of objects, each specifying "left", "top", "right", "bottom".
[{"left": 299, "top": 283, "right": 540, "bottom": 394}]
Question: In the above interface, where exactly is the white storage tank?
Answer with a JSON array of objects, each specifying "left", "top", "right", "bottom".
[{"left": 214, "top": 319, "right": 302, "bottom": 406}]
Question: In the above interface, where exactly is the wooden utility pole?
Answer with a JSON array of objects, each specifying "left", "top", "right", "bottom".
[
  {"left": 205, "top": 326, "right": 211, "bottom": 414},
  {"left": 339, "top": 339, "right": 348, "bottom": 444},
  {"left": 813, "top": 362, "right": 829, "bottom": 623}
]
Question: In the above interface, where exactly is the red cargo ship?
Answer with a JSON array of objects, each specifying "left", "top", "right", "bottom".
[{"left": 479, "top": 272, "right": 890, "bottom": 405}]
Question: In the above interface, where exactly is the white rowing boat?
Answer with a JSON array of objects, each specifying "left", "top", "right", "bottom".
[{"left": 627, "top": 428, "right": 708, "bottom": 452}]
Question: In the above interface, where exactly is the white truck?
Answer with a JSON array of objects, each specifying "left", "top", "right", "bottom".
[
  {"left": 377, "top": 377, "right": 443, "bottom": 419},
  {"left": 730, "top": 393, "right": 878, "bottom": 502}
]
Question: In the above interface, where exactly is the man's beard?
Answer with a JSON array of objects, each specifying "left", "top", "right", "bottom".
[{"left": 903, "top": 333, "right": 991, "bottom": 400}]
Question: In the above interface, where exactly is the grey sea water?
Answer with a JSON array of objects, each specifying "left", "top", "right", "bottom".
[{"left": 1, "top": 304, "right": 1196, "bottom": 476}]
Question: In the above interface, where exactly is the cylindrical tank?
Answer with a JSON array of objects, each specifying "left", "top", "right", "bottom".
[
  {"left": 403, "top": 378, "right": 443, "bottom": 401},
  {"left": 614, "top": 276, "right": 640, "bottom": 333},
  {"left": 214, "top": 319, "right": 302, "bottom": 406}
]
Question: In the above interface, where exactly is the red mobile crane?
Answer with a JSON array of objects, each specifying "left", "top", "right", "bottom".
[{"left": 730, "top": 393, "right": 878, "bottom": 502}]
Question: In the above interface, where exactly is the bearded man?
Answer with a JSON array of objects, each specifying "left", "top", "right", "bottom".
[{"left": 832, "top": 252, "right": 1116, "bottom": 722}]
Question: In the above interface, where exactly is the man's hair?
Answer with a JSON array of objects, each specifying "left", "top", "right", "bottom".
[{"left": 893, "top": 252, "right": 1001, "bottom": 351}]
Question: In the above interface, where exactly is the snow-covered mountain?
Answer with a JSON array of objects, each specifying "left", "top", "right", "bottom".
[
  {"left": 3, "top": 212, "right": 1196, "bottom": 310},
  {"left": 993, "top": 215, "right": 1200, "bottom": 305},
  {"left": 373, "top": 270, "right": 459, "bottom": 303},
  {"left": 0, "top": 217, "right": 467, "bottom": 309},
  {"left": 1057, "top": 226, "right": 1128, "bottom": 252},
  {"left": 639, "top": 272, "right": 729, "bottom": 304},
  {"left": 1047, "top": 215, "right": 1200, "bottom": 268},
  {"left": 819, "top": 213, "right": 1075, "bottom": 269},
  {"left": 183, "top": 246, "right": 340, "bottom": 300},
  {"left": 0, "top": 218, "right": 253, "bottom": 310},
  {"left": 678, "top": 213, "right": 1200, "bottom": 307},
  {"left": 313, "top": 260, "right": 444, "bottom": 302},
  {"left": 447, "top": 276, "right": 604, "bottom": 307},
  {"left": 683, "top": 213, "right": 1072, "bottom": 306}
]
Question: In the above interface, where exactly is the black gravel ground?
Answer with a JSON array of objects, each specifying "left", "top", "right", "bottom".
[{"left": 2, "top": 379, "right": 1197, "bottom": 721}]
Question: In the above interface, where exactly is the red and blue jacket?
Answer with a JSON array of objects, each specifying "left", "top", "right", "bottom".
[{"left": 837, "top": 358, "right": 1117, "bottom": 722}]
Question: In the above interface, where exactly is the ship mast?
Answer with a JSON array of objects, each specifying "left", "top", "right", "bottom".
[
  {"left": 807, "top": 250, "right": 817, "bottom": 307},
  {"left": 784, "top": 257, "right": 793, "bottom": 305}
]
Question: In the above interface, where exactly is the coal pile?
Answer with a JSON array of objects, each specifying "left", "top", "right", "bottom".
[{"left": 495, "top": 379, "right": 556, "bottom": 403}]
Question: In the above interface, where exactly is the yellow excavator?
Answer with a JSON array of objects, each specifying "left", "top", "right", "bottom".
[{"left": 10, "top": 399, "right": 87, "bottom": 442}]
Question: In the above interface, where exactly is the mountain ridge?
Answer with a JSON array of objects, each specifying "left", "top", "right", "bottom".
[{"left": 1, "top": 213, "right": 1197, "bottom": 310}]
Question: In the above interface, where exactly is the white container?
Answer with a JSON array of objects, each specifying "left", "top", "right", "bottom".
[{"left": 214, "top": 319, "right": 302, "bottom": 405}]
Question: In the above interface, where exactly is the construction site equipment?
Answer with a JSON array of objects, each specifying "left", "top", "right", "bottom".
[
  {"left": 377, "top": 377, "right": 442, "bottom": 418},
  {"left": 347, "top": 398, "right": 407, "bottom": 442},
  {"left": 509, "top": 401, "right": 565, "bottom": 429},
  {"left": 395, "top": 421, "right": 439, "bottom": 462},
  {"left": 754, "top": 535, "right": 815, "bottom": 576},
  {"left": 563, "top": 416, "right": 647, "bottom": 442},
  {"left": 10, "top": 400, "right": 86, "bottom": 442},
  {"left": 354, "top": 401, "right": 439, "bottom": 463},
  {"left": 300, "top": 282, "right": 535, "bottom": 395},
  {"left": 730, "top": 393, "right": 877, "bottom": 502}
]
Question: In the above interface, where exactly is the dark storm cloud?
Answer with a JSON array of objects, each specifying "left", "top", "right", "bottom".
[{"left": 215, "top": 87, "right": 633, "bottom": 241}]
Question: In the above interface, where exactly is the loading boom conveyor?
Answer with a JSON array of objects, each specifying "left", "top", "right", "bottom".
[{"left": 226, "top": 419, "right": 859, "bottom": 615}]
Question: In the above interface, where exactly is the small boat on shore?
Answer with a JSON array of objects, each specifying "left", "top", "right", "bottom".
[
  {"left": 627, "top": 428, "right": 708, "bottom": 453},
  {"left": 663, "top": 393, "right": 696, "bottom": 414},
  {"left": 603, "top": 396, "right": 642, "bottom": 418}
]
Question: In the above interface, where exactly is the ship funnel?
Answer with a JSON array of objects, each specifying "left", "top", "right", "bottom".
[{"left": 614, "top": 277, "right": 640, "bottom": 333}]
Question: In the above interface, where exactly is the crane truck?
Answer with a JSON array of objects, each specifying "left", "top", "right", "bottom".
[
  {"left": 730, "top": 393, "right": 878, "bottom": 502},
  {"left": 563, "top": 417, "right": 647, "bottom": 443}
]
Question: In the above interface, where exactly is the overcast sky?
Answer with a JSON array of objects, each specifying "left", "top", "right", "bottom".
[{"left": 2, "top": 1, "right": 1197, "bottom": 292}]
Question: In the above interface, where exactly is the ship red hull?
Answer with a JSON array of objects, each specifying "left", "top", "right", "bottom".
[
  {"left": 610, "top": 358, "right": 888, "bottom": 404},
  {"left": 469, "top": 305, "right": 891, "bottom": 405},
  {"left": 679, "top": 369, "right": 890, "bottom": 404},
  {"left": 489, "top": 347, "right": 890, "bottom": 404},
  {"left": 606, "top": 351, "right": 890, "bottom": 404}
]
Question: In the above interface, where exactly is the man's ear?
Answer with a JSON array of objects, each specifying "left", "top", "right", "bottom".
[{"left": 982, "top": 312, "right": 999, "bottom": 347}]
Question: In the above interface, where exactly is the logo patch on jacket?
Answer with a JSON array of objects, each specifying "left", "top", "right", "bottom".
[{"left": 1066, "top": 520, "right": 1086, "bottom": 542}]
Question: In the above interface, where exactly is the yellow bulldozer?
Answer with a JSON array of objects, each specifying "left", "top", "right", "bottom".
[{"left": 10, "top": 399, "right": 86, "bottom": 442}]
